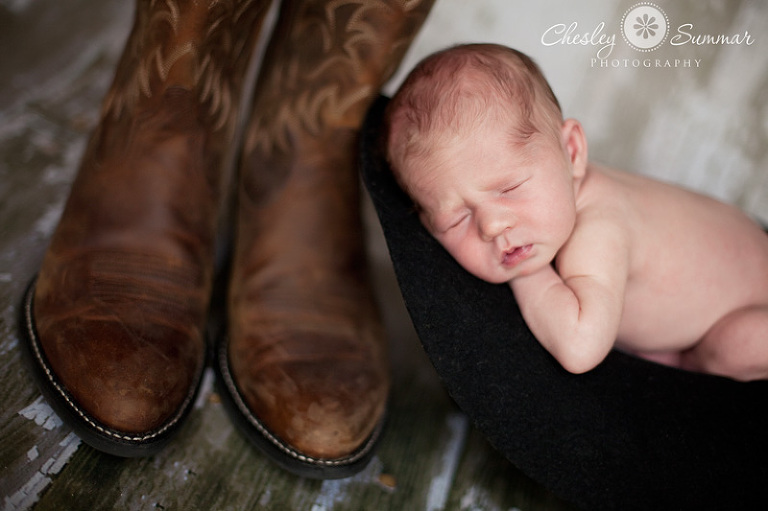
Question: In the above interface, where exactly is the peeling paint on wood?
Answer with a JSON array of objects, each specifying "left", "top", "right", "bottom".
[
  {"left": 426, "top": 414, "right": 469, "bottom": 511},
  {"left": 3, "top": 419, "right": 81, "bottom": 511}
]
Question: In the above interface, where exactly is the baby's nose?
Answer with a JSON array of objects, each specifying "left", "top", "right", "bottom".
[{"left": 478, "top": 208, "right": 510, "bottom": 242}]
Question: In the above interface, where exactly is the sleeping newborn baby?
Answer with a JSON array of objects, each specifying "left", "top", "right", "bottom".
[{"left": 385, "top": 43, "right": 768, "bottom": 381}]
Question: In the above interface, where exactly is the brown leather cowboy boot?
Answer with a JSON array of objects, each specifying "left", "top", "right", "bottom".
[
  {"left": 216, "top": 0, "right": 434, "bottom": 478},
  {"left": 21, "top": 0, "right": 269, "bottom": 457}
]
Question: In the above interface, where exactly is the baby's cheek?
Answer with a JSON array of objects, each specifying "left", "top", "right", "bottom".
[
  {"left": 450, "top": 244, "right": 494, "bottom": 280},
  {"left": 432, "top": 233, "right": 489, "bottom": 278},
  {"left": 437, "top": 237, "right": 466, "bottom": 264}
]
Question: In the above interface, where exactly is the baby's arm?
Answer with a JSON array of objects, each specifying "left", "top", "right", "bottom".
[{"left": 510, "top": 217, "right": 630, "bottom": 374}]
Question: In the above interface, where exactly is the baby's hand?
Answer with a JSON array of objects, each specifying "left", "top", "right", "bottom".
[{"left": 510, "top": 263, "right": 621, "bottom": 374}]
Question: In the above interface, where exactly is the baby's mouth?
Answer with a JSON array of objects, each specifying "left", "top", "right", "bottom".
[{"left": 501, "top": 244, "right": 533, "bottom": 267}]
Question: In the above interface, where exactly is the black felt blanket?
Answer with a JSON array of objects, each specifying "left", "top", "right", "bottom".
[{"left": 360, "top": 95, "right": 768, "bottom": 511}]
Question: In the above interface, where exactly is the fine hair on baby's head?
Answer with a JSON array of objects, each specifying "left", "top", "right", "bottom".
[{"left": 386, "top": 43, "right": 563, "bottom": 177}]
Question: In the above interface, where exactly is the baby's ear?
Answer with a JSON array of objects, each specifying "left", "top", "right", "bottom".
[{"left": 560, "top": 119, "right": 588, "bottom": 179}]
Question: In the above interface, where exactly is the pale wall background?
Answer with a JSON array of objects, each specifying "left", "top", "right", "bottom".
[{"left": 384, "top": 0, "right": 768, "bottom": 224}]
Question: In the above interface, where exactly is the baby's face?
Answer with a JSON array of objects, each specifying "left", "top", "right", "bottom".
[{"left": 398, "top": 122, "right": 578, "bottom": 284}]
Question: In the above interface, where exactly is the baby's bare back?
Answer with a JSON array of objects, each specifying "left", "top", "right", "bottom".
[{"left": 590, "top": 165, "right": 768, "bottom": 352}]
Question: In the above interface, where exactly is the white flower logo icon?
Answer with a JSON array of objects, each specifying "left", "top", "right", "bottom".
[
  {"left": 622, "top": 3, "right": 668, "bottom": 51},
  {"left": 634, "top": 13, "right": 659, "bottom": 40}
]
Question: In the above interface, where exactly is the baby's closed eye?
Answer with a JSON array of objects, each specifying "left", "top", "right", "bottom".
[
  {"left": 426, "top": 211, "right": 470, "bottom": 234},
  {"left": 500, "top": 177, "right": 530, "bottom": 195},
  {"left": 440, "top": 214, "right": 469, "bottom": 233}
]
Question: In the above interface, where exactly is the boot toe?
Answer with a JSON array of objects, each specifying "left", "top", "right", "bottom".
[
  {"left": 23, "top": 280, "right": 205, "bottom": 453},
  {"left": 60, "top": 324, "right": 201, "bottom": 432},
  {"left": 242, "top": 355, "right": 387, "bottom": 459},
  {"left": 219, "top": 327, "right": 389, "bottom": 476}
]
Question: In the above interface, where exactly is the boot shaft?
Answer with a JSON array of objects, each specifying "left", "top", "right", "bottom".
[{"left": 104, "top": 0, "right": 270, "bottom": 133}]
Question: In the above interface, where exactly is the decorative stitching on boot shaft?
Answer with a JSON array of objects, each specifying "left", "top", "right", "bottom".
[
  {"left": 102, "top": 0, "right": 268, "bottom": 131},
  {"left": 244, "top": 0, "right": 435, "bottom": 156}
]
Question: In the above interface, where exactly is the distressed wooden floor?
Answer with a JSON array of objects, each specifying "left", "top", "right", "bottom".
[
  {"left": 0, "top": 1, "right": 576, "bottom": 509},
  {"left": 5, "top": 0, "right": 766, "bottom": 509}
]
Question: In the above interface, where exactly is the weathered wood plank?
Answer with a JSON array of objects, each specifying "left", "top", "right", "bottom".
[{"left": 446, "top": 429, "right": 577, "bottom": 511}]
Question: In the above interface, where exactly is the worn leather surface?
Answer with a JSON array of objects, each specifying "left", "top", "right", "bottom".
[
  {"left": 32, "top": 0, "right": 268, "bottom": 435},
  {"left": 227, "top": 0, "right": 435, "bottom": 459}
]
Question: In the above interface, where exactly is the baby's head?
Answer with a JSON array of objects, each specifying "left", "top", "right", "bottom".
[
  {"left": 386, "top": 43, "right": 563, "bottom": 188},
  {"left": 385, "top": 44, "right": 587, "bottom": 283}
]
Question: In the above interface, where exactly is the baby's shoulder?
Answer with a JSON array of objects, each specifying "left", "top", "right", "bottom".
[
  {"left": 567, "top": 167, "right": 633, "bottom": 245},
  {"left": 577, "top": 164, "right": 636, "bottom": 220}
]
